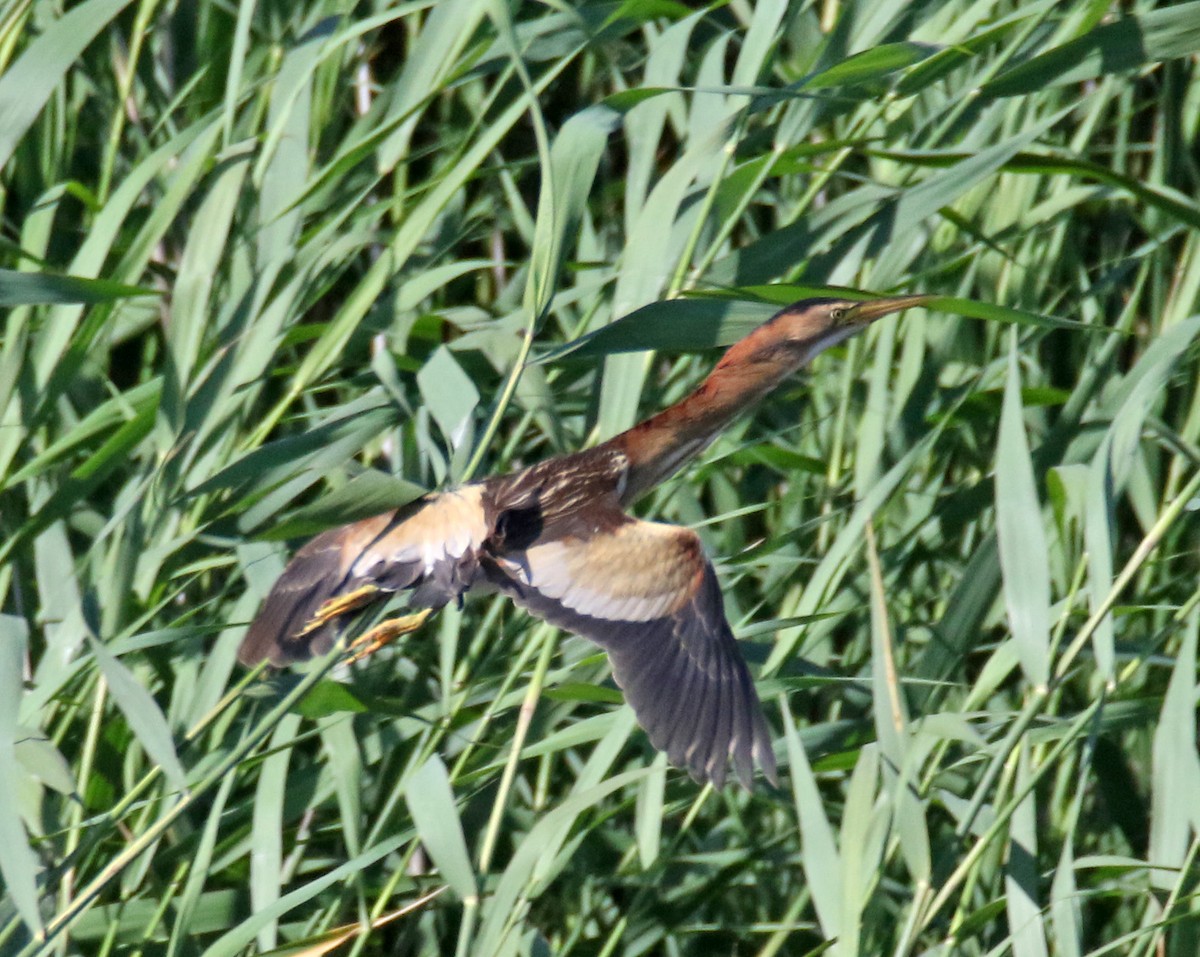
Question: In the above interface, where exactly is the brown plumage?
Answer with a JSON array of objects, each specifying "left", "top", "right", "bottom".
[{"left": 239, "top": 295, "right": 928, "bottom": 788}]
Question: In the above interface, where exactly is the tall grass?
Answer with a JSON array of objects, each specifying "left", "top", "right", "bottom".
[{"left": 1, "top": 1, "right": 1198, "bottom": 954}]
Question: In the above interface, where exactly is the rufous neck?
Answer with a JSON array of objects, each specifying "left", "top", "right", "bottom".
[{"left": 608, "top": 335, "right": 806, "bottom": 502}]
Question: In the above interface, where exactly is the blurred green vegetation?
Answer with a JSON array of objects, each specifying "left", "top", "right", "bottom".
[{"left": 1, "top": 1, "right": 1199, "bottom": 955}]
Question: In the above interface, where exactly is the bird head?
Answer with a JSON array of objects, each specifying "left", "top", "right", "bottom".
[
  {"left": 714, "top": 294, "right": 929, "bottom": 377},
  {"left": 772, "top": 294, "right": 930, "bottom": 358}
]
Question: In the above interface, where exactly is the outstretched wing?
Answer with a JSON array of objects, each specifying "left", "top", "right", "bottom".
[
  {"left": 238, "top": 488, "right": 490, "bottom": 667},
  {"left": 489, "top": 516, "right": 777, "bottom": 789}
]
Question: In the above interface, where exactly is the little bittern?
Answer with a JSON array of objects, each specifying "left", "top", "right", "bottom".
[{"left": 240, "top": 295, "right": 928, "bottom": 788}]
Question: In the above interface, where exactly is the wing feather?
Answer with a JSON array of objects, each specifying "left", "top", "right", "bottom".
[
  {"left": 687, "top": 650, "right": 725, "bottom": 781},
  {"left": 621, "top": 623, "right": 680, "bottom": 708},
  {"left": 662, "top": 649, "right": 707, "bottom": 770},
  {"left": 490, "top": 515, "right": 776, "bottom": 788},
  {"left": 618, "top": 624, "right": 686, "bottom": 749},
  {"left": 730, "top": 663, "right": 762, "bottom": 783},
  {"left": 705, "top": 664, "right": 735, "bottom": 788}
]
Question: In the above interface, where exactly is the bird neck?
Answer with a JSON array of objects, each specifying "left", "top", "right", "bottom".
[{"left": 608, "top": 332, "right": 807, "bottom": 502}]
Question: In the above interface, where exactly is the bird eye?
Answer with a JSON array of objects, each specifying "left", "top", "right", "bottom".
[{"left": 830, "top": 307, "right": 846, "bottom": 323}]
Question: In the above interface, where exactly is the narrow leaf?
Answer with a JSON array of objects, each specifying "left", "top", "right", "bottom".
[
  {"left": 88, "top": 637, "right": 186, "bottom": 791},
  {"left": 1006, "top": 743, "right": 1049, "bottom": 957},
  {"left": 406, "top": 755, "right": 478, "bottom": 902},
  {"left": 0, "top": 269, "right": 157, "bottom": 306},
  {"left": 984, "top": 2, "right": 1200, "bottom": 97},
  {"left": 996, "top": 338, "right": 1051, "bottom": 689},
  {"left": 0, "top": 0, "right": 135, "bottom": 167},
  {"left": 0, "top": 616, "right": 42, "bottom": 933}
]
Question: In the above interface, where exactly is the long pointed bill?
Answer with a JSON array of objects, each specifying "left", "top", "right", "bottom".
[{"left": 845, "top": 294, "right": 931, "bottom": 325}]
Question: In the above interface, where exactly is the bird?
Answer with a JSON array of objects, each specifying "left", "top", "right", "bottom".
[{"left": 238, "top": 295, "right": 928, "bottom": 788}]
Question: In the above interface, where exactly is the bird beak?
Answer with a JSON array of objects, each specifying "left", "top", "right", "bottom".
[{"left": 844, "top": 294, "right": 930, "bottom": 326}]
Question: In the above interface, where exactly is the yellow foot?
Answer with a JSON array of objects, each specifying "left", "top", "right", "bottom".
[
  {"left": 298, "top": 585, "right": 383, "bottom": 638},
  {"left": 345, "top": 608, "right": 434, "bottom": 664}
]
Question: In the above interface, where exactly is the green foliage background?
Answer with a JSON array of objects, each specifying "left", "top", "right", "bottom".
[{"left": 2, "top": 0, "right": 1199, "bottom": 954}]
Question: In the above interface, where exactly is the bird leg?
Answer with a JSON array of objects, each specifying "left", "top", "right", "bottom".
[
  {"left": 345, "top": 608, "right": 434, "bottom": 664},
  {"left": 296, "top": 584, "right": 383, "bottom": 638}
]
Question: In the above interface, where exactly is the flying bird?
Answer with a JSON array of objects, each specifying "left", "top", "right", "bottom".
[{"left": 239, "top": 295, "right": 928, "bottom": 788}]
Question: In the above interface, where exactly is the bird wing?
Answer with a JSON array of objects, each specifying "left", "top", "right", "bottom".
[
  {"left": 238, "top": 487, "right": 490, "bottom": 667},
  {"left": 490, "top": 516, "right": 776, "bottom": 788}
]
